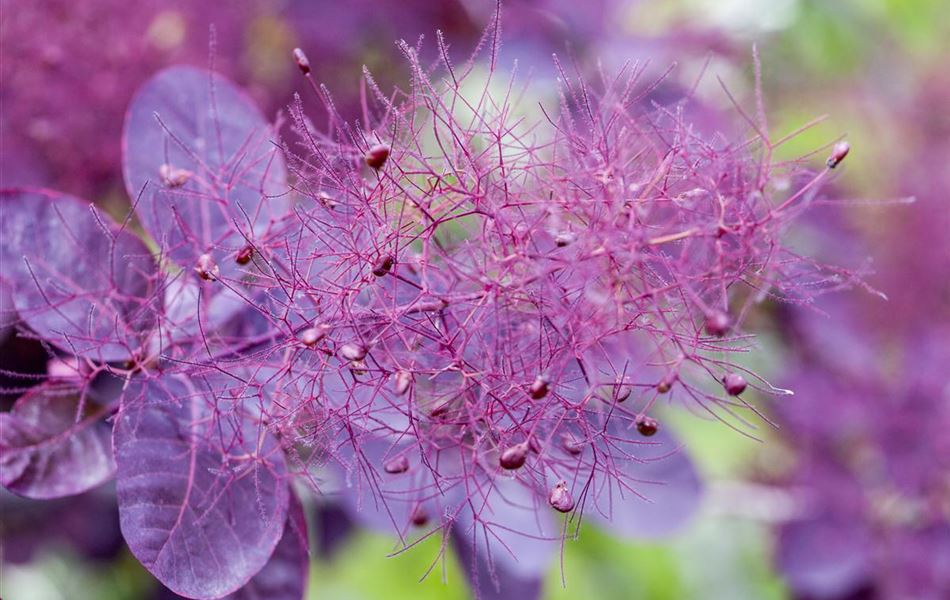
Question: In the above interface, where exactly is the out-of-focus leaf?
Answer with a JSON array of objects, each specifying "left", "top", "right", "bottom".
[
  {"left": 0, "top": 381, "right": 116, "bottom": 499},
  {"left": 114, "top": 375, "right": 289, "bottom": 599},
  {"left": 0, "top": 189, "right": 159, "bottom": 362}
]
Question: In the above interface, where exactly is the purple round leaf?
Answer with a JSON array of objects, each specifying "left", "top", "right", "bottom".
[
  {"left": 223, "top": 491, "right": 309, "bottom": 600},
  {"left": 0, "top": 189, "right": 158, "bottom": 362},
  {"left": 122, "top": 66, "right": 289, "bottom": 280},
  {"left": 0, "top": 381, "right": 116, "bottom": 499},
  {"left": 114, "top": 375, "right": 290, "bottom": 599}
]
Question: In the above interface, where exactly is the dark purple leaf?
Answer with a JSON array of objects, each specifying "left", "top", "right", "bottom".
[
  {"left": 122, "top": 66, "right": 288, "bottom": 280},
  {"left": 0, "top": 189, "right": 158, "bottom": 362},
  {"left": 0, "top": 381, "right": 116, "bottom": 499},
  {"left": 114, "top": 375, "right": 289, "bottom": 599}
]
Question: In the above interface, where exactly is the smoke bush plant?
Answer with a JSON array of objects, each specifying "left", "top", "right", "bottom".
[{"left": 0, "top": 15, "right": 857, "bottom": 599}]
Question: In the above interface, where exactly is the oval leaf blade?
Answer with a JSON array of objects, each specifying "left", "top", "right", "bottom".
[{"left": 114, "top": 375, "right": 289, "bottom": 599}]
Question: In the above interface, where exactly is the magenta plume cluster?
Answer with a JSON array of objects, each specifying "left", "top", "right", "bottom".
[{"left": 0, "top": 23, "right": 855, "bottom": 600}]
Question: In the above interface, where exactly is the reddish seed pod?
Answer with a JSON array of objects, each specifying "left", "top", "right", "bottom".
[
  {"left": 339, "top": 342, "right": 367, "bottom": 361},
  {"left": 636, "top": 415, "right": 659, "bottom": 437},
  {"left": 549, "top": 481, "right": 575, "bottom": 513},
  {"left": 365, "top": 144, "right": 390, "bottom": 170},
  {"left": 372, "top": 255, "right": 394, "bottom": 277},
  {"left": 292, "top": 48, "right": 311, "bottom": 74},
  {"left": 656, "top": 377, "right": 673, "bottom": 394},
  {"left": 529, "top": 374, "right": 550, "bottom": 399},
  {"left": 705, "top": 310, "right": 731, "bottom": 337},
  {"left": 299, "top": 324, "right": 329, "bottom": 347},
  {"left": 410, "top": 505, "right": 429, "bottom": 527},
  {"left": 826, "top": 141, "right": 850, "bottom": 169},
  {"left": 723, "top": 373, "right": 748, "bottom": 396},
  {"left": 195, "top": 253, "right": 219, "bottom": 281},
  {"left": 499, "top": 443, "right": 528, "bottom": 470},
  {"left": 235, "top": 246, "right": 254, "bottom": 265},
  {"left": 383, "top": 455, "right": 410, "bottom": 474},
  {"left": 393, "top": 370, "right": 412, "bottom": 396}
]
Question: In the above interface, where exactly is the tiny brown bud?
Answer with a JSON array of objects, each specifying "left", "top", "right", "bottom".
[
  {"left": 365, "top": 144, "right": 390, "bottom": 170},
  {"left": 383, "top": 455, "right": 410, "bottom": 474},
  {"left": 826, "top": 141, "right": 850, "bottom": 169},
  {"left": 554, "top": 231, "right": 576, "bottom": 247},
  {"left": 636, "top": 415, "right": 659, "bottom": 437},
  {"left": 529, "top": 374, "right": 550, "bottom": 400},
  {"left": 195, "top": 253, "right": 219, "bottom": 281},
  {"left": 393, "top": 370, "right": 412, "bottom": 396},
  {"left": 499, "top": 443, "right": 528, "bottom": 470},
  {"left": 704, "top": 310, "right": 731, "bottom": 337},
  {"left": 410, "top": 504, "right": 429, "bottom": 527},
  {"left": 372, "top": 255, "right": 394, "bottom": 277},
  {"left": 549, "top": 481, "right": 575, "bottom": 513},
  {"left": 723, "top": 373, "right": 748, "bottom": 396},
  {"left": 159, "top": 163, "right": 192, "bottom": 188},
  {"left": 339, "top": 342, "right": 367, "bottom": 362},
  {"left": 656, "top": 377, "right": 673, "bottom": 394},
  {"left": 292, "top": 48, "right": 311, "bottom": 74},
  {"left": 235, "top": 246, "right": 254, "bottom": 265}
]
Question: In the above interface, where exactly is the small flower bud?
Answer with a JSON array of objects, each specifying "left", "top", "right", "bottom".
[
  {"left": 410, "top": 505, "right": 429, "bottom": 527},
  {"left": 235, "top": 246, "right": 254, "bottom": 265},
  {"left": 499, "top": 443, "right": 528, "bottom": 470},
  {"left": 614, "top": 383, "right": 632, "bottom": 402},
  {"left": 383, "top": 455, "right": 410, "bottom": 474},
  {"left": 529, "top": 374, "right": 550, "bottom": 399},
  {"left": 349, "top": 359, "right": 368, "bottom": 376},
  {"left": 365, "top": 144, "right": 390, "bottom": 170},
  {"left": 636, "top": 415, "right": 659, "bottom": 437},
  {"left": 430, "top": 402, "right": 450, "bottom": 419},
  {"left": 549, "top": 481, "right": 575, "bottom": 513},
  {"left": 826, "top": 141, "right": 850, "bottom": 169},
  {"left": 656, "top": 376, "right": 673, "bottom": 394},
  {"left": 292, "top": 48, "right": 311, "bottom": 74},
  {"left": 339, "top": 342, "right": 367, "bottom": 361},
  {"left": 372, "top": 255, "right": 394, "bottom": 277},
  {"left": 393, "top": 370, "right": 412, "bottom": 396},
  {"left": 159, "top": 163, "right": 192, "bottom": 188},
  {"left": 704, "top": 310, "right": 731, "bottom": 337},
  {"left": 300, "top": 324, "right": 329, "bottom": 347},
  {"left": 554, "top": 231, "right": 576, "bottom": 247},
  {"left": 562, "top": 433, "right": 583, "bottom": 456},
  {"left": 195, "top": 253, "right": 219, "bottom": 281},
  {"left": 723, "top": 373, "right": 747, "bottom": 396}
]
